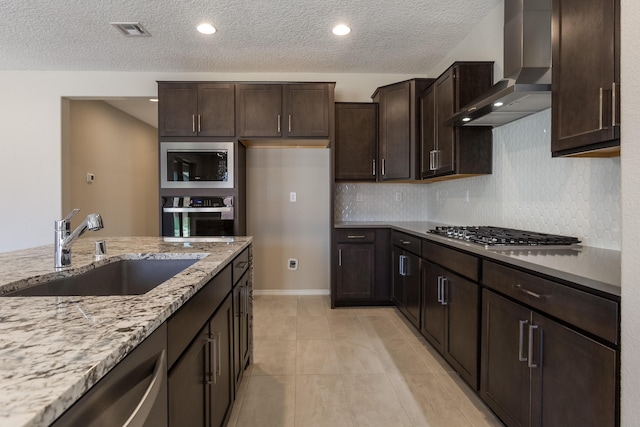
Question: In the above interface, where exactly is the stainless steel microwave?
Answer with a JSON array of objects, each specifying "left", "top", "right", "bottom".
[{"left": 160, "top": 142, "right": 234, "bottom": 189}]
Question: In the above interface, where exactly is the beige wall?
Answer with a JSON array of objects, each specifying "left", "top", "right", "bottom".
[
  {"left": 64, "top": 100, "right": 158, "bottom": 237},
  {"left": 247, "top": 148, "right": 330, "bottom": 293}
]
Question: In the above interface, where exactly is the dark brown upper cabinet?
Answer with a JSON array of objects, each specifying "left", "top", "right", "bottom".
[
  {"left": 158, "top": 83, "right": 236, "bottom": 137},
  {"left": 420, "top": 62, "right": 494, "bottom": 182},
  {"left": 551, "top": 0, "right": 620, "bottom": 157},
  {"left": 372, "top": 79, "right": 434, "bottom": 181},
  {"left": 237, "top": 83, "right": 332, "bottom": 138},
  {"left": 334, "top": 103, "right": 378, "bottom": 181}
]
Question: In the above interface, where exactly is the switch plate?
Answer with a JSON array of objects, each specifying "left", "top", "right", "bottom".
[
  {"left": 356, "top": 193, "right": 363, "bottom": 202},
  {"left": 395, "top": 192, "right": 402, "bottom": 202},
  {"left": 288, "top": 258, "right": 298, "bottom": 270},
  {"left": 290, "top": 192, "right": 296, "bottom": 202},
  {"left": 86, "top": 173, "right": 95, "bottom": 184}
]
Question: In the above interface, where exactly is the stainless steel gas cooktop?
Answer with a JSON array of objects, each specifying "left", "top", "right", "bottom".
[{"left": 428, "top": 226, "right": 581, "bottom": 247}]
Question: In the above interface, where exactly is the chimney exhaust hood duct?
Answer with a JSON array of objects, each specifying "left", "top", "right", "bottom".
[{"left": 447, "top": 0, "right": 552, "bottom": 127}]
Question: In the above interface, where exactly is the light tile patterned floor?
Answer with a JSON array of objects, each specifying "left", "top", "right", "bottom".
[{"left": 228, "top": 295, "right": 504, "bottom": 427}]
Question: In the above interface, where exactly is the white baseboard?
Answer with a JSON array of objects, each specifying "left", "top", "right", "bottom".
[{"left": 253, "top": 289, "right": 330, "bottom": 296}]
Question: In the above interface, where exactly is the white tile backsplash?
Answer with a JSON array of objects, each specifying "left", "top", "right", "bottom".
[{"left": 335, "top": 109, "right": 621, "bottom": 250}]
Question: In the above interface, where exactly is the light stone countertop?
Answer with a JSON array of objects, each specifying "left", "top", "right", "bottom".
[
  {"left": 336, "top": 221, "right": 621, "bottom": 298},
  {"left": 0, "top": 236, "right": 252, "bottom": 427}
]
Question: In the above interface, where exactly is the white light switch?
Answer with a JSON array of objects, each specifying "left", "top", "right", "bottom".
[
  {"left": 86, "top": 173, "right": 95, "bottom": 184},
  {"left": 290, "top": 192, "right": 297, "bottom": 202}
]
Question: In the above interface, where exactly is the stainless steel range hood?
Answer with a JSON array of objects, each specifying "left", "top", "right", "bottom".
[{"left": 447, "top": 0, "right": 552, "bottom": 127}]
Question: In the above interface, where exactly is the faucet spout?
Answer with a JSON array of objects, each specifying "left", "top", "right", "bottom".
[{"left": 55, "top": 210, "right": 104, "bottom": 269}]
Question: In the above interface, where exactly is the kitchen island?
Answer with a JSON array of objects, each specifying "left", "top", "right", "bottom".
[{"left": 0, "top": 236, "right": 252, "bottom": 427}]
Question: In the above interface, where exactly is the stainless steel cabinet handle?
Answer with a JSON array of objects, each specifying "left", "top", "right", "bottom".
[
  {"left": 372, "top": 159, "right": 376, "bottom": 176},
  {"left": 123, "top": 350, "right": 166, "bottom": 427},
  {"left": 244, "top": 285, "right": 249, "bottom": 315},
  {"left": 437, "top": 276, "right": 443, "bottom": 303},
  {"left": 236, "top": 261, "right": 249, "bottom": 269},
  {"left": 441, "top": 277, "right": 448, "bottom": 305},
  {"left": 347, "top": 235, "right": 366, "bottom": 239},
  {"left": 338, "top": 249, "right": 342, "bottom": 267},
  {"left": 197, "top": 114, "right": 201, "bottom": 132},
  {"left": 288, "top": 114, "right": 292, "bottom": 132},
  {"left": 216, "top": 332, "right": 222, "bottom": 378},
  {"left": 400, "top": 240, "right": 411, "bottom": 245},
  {"left": 207, "top": 334, "right": 218, "bottom": 384},
  {"left": 399, "top": 255, "right": 407, "bottom": 276},
  {"left": 513, "top": 284, "right": 543, "bottom": 299},
  {"left": 612, "top": 82, "right": 617, "bottom": 126},
  {"left": 527, "top": 324, "right": 539, "bottom": 368},
  {"left": 429, "top": 150, "right": 436, "bottom": 171},
  {"left": 277, "top": 114, "right": 281, "bottom": 133},
  {"left": 599, "top": 87, "right": 604, "bottom": 130},
  {"left": 192, "top": 114, "right": 196, "bottom": 133},
  {"left": 518, "top": 320, "right": 529, "bottom": 362},
  {"left": 381, "top": 158, "right": 386, "bottom": 176}
]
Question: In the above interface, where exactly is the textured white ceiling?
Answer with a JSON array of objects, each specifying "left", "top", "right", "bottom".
[{"left": 0, "top": 0, "right": 501, "bottom": 73}]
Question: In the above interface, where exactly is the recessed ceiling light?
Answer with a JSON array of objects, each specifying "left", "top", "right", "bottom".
[
  {"left": 332, "top": 24, "right": 351, "bottom": 36},
  {"left": 493, "top": 101, "right": 504, "bottom": 107},
  {"left": 149, "top": 98, "right": 159, "bottom": 102},
  {"left": 197, "top": 23, "right": 216, "bottom": 35},
  {"left": 462, "top": 117, "right": 472, "bottom": 122}
]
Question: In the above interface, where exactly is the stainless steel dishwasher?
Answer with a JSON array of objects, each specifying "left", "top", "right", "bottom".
[{"left": 51, "top": 323, "right": 168, "bottom": 427}]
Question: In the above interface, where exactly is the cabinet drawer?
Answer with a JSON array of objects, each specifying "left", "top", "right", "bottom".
[
  {"left": 483, "top": 261, "right": 618, "bottom": 344},
  {"left": 167, "top": 264, "right": 232, "bottom": 368},
  {"left": 392, "top": 231, "right": 421, "bottom": 256},
  {"left": 422, "top": 240, "right": 478, "bottom": 282},
  {"left": 337, "top": 229, "right": 376, "bottom": 243},
  {"left": 232, "top": 248, "right": 250, "bottom": 285}
]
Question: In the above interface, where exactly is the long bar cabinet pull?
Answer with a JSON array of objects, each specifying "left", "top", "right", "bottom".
[
  {"left": 381, "top": 158, "right": 386, "bottom": 176},
  {"left": 192, "top": 114, "right": 196, "bottom": 133},
  {"left": 598, "top": 87, "right": 604, "bottom": 130},
  {"left": 338, "top": 249, "right": 342, "bottom": 267},
  {"left": 277, "top": 115, "right": 281, "bottom": 133},
  {"left": 527, "top": 324, "right": 539, "bottom": 368},
  {"left": 518, "top": 320, "right": 529, "bottom": 362},
  {"left": 347, "top": 235, "right": 366, "bottom": 239},
  {"left": 372, "top": 159, "right": 376, "bottom": 176},
  {"left": 612, "top": 82, "right": 617, "bottom": 126},
  {"left": 197, "top": 115, "right": 201, "bottom": 132},
  {"left": 437, "top": 276, "right": 442, "bottom": 303},
  {"left": 441, "top": 277, "right": 448, "bottom": 305},
  {"left": 288, "top": 115, "right": 292, "bottom": 132}
]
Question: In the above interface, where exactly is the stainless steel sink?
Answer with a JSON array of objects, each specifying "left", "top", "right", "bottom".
[{"left": 2, "top": 259, "right": 198, "bottom": 297}]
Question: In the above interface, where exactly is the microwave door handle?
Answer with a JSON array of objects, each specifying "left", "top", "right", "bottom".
[{"left": 163, "top": 207, "right": 233, "bottom": 213}]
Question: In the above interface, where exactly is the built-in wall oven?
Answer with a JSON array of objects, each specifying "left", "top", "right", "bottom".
[
  {"left": 162, "top": 196, "right": 234, "bottom": 237},
  {"left": 160, "top": 142, "right": 234, "bottom": 189}
]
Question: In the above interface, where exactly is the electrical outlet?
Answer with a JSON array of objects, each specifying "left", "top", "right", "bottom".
[
  {"left": 290, "top": 192, "right": 296, "bottom": 202},
  {"left": 86, "top": 173, "right": 95, "bottom": 184},
  {"left": 356, "top": 193, "right": 363, "bottom": 202},
  {"left": 465, "top": 189, "right": 470, "bottom": 203},
  {"left": 395, "top": 192, "right": 402, "bottom": 202},
  {"left": 288, "top": 258, "right": 298, "bottom": 270}
]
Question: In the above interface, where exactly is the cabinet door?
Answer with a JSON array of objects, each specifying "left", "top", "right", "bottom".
[
  {"left": 403, "top": 251, "right": 421, "bottom": 329},
  {"left": 198, "top": 83, "right": 236, "bottom": 137},
  {"left": 168, "top": 325, "right": 209, "bottom": 427},
  {"left": 530, "top": 312, "right": 617, "bottom": 427},
  {"left": 210, "top": 296, "right": 234, "bottom": 427},
  {"left": 379, "top": 82, "right": 411, "bottom": 180},
  {"left": 421, "top": 260, "right": 445, "bottom": 353},
  {"left": 336, "top": 243, "right": 375, "bottom": 300},
  {"left": 419, "top": 85, "right": 436, "bottom": 179},
  {"left": 237, "top": 84, "right": 282, "bottom": 137},
  {"left": 285, "top": 84, "right": 330, "bottom": 137},
  {"left": 158, "top": 83, "right": 198, "bottom": 137},
  {"left": 335, "top": 103, "right": 378, "bottom": 181},
  {"left": 232, "top": 283, "right": 242, "bottom": 391},
  {"left": 434, "top": 70, "right": 455, "bottom": 176},
  {"left": 551, "top": 0, "right": 619, "bottom": 155},
  {"left": 443, "top": 270, "right": 479, "bottom": 389},
  {"left": 481, "top": 290, "right": 532, "bottom": 427}
]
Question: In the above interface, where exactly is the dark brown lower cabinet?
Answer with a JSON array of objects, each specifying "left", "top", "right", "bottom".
[
  {"left": 392, "top": 248, "right": 421, "bottom": 328},
  {"left": 169, "top": 295, "right": 234, "bottom": 427},
  {"left": 421, "top": 260, "right": 479, "bottom": 388},
  {"left": 481, "top": 289, "right": 617, "bottom": 427},
  {"left": 333, "top": 228, "right": 391, "bottom": 306}
]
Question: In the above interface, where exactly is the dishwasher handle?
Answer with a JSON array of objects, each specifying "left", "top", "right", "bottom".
[{"left": 123, "top": 350, "right": 166, "bottom": 427}]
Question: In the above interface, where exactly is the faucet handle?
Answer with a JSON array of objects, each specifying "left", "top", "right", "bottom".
[{"left": 62, "top": 208, "right": 80, "bottom": 223}]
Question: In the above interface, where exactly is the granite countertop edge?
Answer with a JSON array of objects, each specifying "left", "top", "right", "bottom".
[
  {"left": 0, "top": 236, "right": 252, "bottom": 427},
  {"left": 335, "top": 221, "right": 621, "bottom": 298}
]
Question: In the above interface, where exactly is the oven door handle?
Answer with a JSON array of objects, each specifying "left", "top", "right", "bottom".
[{"left": 163, "top": 207, "right": 232, "bottom": 213}]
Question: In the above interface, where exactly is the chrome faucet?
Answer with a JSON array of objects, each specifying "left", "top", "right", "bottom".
[{"left": 55, "top": 209, "right": 104, "bottom": 268}]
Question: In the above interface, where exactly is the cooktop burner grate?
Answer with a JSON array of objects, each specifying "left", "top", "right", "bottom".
[{"left": 429, "top": 226, "right": 581, "bottom": 246}]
